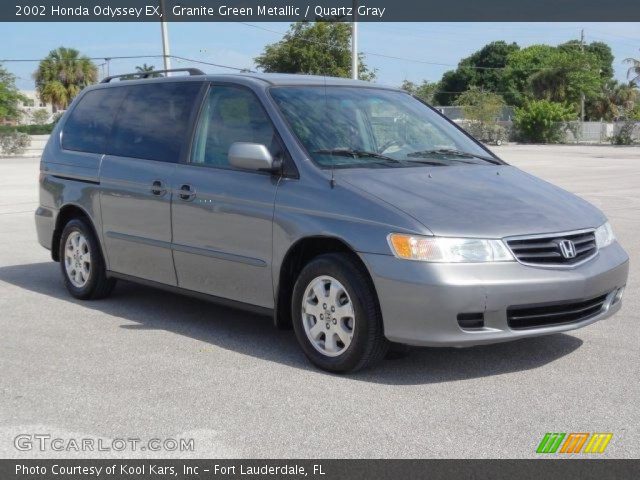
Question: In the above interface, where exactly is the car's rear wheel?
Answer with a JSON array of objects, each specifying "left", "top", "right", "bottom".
[
  {"left": 292, "top": 253, "right": 388, "bottom": 372},
  {"left": 59, "top": 218, "right": 115, "bottom": 300}
]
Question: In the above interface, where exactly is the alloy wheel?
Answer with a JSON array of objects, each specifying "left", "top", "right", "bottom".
[
  {"left": 301, "top": 275, "right": 355, "bottom": 357},
  {"left": 64, "top": 231, "right": 91, "bottom": 288}
]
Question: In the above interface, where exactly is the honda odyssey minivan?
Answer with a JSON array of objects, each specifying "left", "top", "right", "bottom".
[{"left": 36, "top": 69, "right": 629, "bottom": 372}]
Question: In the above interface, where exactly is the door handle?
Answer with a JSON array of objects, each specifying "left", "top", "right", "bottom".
[
  {"left": 178, "top": 184, "right": 196, "bottom": 201},
  {"left": 150, "top": 180, "right": 167, "bottom": 196}
]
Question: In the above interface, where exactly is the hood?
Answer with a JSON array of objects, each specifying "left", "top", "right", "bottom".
[{"left": 338, "top": 165, "right": 606, "bottom": 238}]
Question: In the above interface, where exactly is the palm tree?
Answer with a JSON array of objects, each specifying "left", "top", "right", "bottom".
[
  {"left": 625, "top": 52, "right": 640, "bottom": 85},
  {"left": 135, "top": 63, "right": 161, "bottom": 77},
  {"left": 587, "top": 80, "right": 638, "bottom": 121},
  {"left": 34, "top": 47, "right": 97, "bottom": 111},
  {"left": 120, "top": 64, "right": 161, "bottom": 81},
  {"left": 529, "top": 67, "right": 570, "bottom": 103}
]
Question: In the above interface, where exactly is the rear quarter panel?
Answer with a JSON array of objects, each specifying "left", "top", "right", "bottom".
[{"left": 38, "top": 108, "right": 106, "bottom": 263}]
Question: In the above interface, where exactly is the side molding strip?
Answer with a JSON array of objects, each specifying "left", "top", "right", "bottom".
[{"left": 105, "top": 231, "right": 266, "bottom": 267}]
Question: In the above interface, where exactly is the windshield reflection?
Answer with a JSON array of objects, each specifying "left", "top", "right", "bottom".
[{"left": 270, "top": 86, "right": 498, "bottom": 168}]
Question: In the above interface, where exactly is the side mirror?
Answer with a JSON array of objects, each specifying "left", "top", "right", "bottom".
[{"left": 228, "top": 142, "right": 279, "bottom": 172}]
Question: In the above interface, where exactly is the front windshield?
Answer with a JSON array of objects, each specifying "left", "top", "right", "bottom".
[{"left": 269, "top": 86, "right": 500, "bottom": 169}]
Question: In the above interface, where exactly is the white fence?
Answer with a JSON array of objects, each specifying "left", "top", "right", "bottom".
[{"left": 559, "top": 122, "right": 640, "bottom": 144}]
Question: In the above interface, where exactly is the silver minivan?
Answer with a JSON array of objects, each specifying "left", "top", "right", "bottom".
[{"left": 36, "top": 69, "right": 629, "bottom": 372}]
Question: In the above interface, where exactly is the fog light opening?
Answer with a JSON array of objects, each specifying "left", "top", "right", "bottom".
[
  {"left": 612, "top": 286, "right": 625, "bottom": 305},
  {"left": 457, "top": 312, "right": 485, "bottom": 330}
]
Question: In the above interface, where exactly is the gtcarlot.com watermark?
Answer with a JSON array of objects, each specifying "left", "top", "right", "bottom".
[{"left": 14, "top": 434, "right": 195, "bottom": 452}]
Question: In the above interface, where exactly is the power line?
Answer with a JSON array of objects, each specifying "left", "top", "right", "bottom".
[
  {"left": 588, "top": 35, "right": 640, "bottom": 50},
  {"left": 240, "top": 22, "right": 603, "bottom": 72},
  {"left": 0, "top": 54, "right": 251, "bottom": 72},
  {"left": 3, "top": 25, "right": 627, "bottom": 77},
  {"left": 0, "top": 55, "right": 165, "bottom": 62},
  {"left": 170, "top": 55, "right": 253, "bottom": 72},
  {"left": 588, "top": 29, "right": 640, "bottom": 43}
]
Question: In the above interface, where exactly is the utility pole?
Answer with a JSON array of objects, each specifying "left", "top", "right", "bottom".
[
  {"left": 97, "top": 62, "right": 106, "bottom": 81},
  {"left": 580, "top": 28, "right": 585, "bottom": 124},
  {"left": 351, "top": 0, "right": 358, "bottom": 80},
  {"left": 160, "top": 0, "right": 172, "bottom": 73}
]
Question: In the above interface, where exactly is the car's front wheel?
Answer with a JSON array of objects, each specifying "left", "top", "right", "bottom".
[{"left": 291, "top": 253, "right": 388, "bottom": 372}]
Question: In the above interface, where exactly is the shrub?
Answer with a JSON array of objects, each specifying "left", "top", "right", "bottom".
[
  {"left": 0, "top": 131, "right": 31, "bottom": 155},
  {"left": 0, "top": 123, "right": 55, "bottom": 135},
  {"left": 462, "top": 121, "right": 508, "bottom": 144},
  {"left": 611, "top": 119, "right": 638, "bottom": 145},
  {"left": 51, "top": 111, "right": 64, "bottom": 124},
  {"left": 30, "top": 108, "right": 51, "bottom": 125},
  {"left": 514, "top": 100, "right": 576, "bottom": 143},
  {"left": 455, "top": 88, "right": 505, "bottom": 126}
]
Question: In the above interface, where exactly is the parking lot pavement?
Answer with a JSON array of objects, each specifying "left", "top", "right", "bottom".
[{"left": 0, "top": 146, "right": 638, "bottom": 459}]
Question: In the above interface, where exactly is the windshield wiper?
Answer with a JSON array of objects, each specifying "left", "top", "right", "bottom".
[
  {"left": 403, "top": 159, "right": 449, "bottom": 166},
  {"left": 313, "top": 148, "right": 402, "bottom": 164},
  {"left": 407, "top": 148, "right": 502, "bottom": 165}
]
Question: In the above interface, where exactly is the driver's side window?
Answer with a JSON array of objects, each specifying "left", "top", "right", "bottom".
[{"left": 191, "top": 85, "right": 277, "bottom": 168}]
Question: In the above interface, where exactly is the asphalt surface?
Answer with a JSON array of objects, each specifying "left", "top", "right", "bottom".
[{"left": 0, "top": 145, "right": 638, "bottom": 459}]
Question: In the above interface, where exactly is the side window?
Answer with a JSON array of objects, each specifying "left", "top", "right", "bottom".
[
  {"left": 62, "top": 88, "right": 125, "bottom": 154},
  {"left": 191, "top": 85, "right": 277, "bottom": 168},
  {"left": 108, "top": 82, "right": 202, "bottom": 163}
]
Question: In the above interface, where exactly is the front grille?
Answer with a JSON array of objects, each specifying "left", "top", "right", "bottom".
[
  {"left": 507, "top": 294, "right": 608, "bottom": 330},
  {"left": 506, "top": 230, "right": 597, "bottom": 266}
]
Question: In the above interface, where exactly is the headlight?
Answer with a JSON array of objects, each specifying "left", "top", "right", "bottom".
[
  {"left": 388, "top": 233, "right": 514, "bottom": 263},
  {"left": 595, "top": 222, "right": 615, "bottom": 248}
]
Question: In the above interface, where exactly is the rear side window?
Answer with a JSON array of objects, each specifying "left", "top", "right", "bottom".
[
  {"left": 62, "top": 88, "right": 125, "bottom": 154},
  {"left": 108, "top": 82, "right": 202, "bottom": 163}
]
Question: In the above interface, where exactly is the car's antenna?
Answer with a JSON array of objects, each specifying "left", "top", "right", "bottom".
[{"left": 323, "top": 74, "right": 336, "bottom": 188}]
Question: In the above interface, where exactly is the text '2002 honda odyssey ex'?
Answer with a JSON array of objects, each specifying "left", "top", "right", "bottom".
[{"left": 36, "top": 69, "right": 629, "bottom": 372}]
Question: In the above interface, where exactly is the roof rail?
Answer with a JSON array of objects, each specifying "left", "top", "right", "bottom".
[{"left": 100, "top": 68, "right": 205, "bottom": 83}]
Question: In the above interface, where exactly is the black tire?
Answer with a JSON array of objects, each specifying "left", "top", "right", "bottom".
[
  {"left": 59, "top": 218, "right": 116, "bottom": 300},
  {"left": 386, "top": 342, "right": 412, "bottom": 360},
  {"left": 291, "top": 253, "right": 388, "bottom": 373}
]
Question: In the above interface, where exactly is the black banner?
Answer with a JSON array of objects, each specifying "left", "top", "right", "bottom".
[
  {"left": 4, "top": 0, "right": 640, "bottom": 22},
  {"left": 2, "top": 460, "right": 640, "bottom": 480}
]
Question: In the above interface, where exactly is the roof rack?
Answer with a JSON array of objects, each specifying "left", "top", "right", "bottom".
[{"left": 100, "top": 68, "right": 205, "bottom": 83}]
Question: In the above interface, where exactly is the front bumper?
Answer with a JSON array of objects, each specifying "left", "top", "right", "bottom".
[{"left": 361, "top": 242, "right": 629, "bottom": 347}]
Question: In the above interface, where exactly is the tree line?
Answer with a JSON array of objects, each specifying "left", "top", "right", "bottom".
[
  {"left": 1, "top": 21, "right": 639, "bottom": 140},
  {"left": 401, "top": 39, "right": 639, "bottom": 122}
]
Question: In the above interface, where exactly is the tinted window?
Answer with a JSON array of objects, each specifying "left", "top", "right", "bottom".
[
  {"left": 108, "top": 82, "right": 202, "bottom": 163},
  {"left": 191, "top": 85, "right": 276, "bottom": 168},
  {"left": 62, "top": 88, "right": 125, "bottom": 154},
  {"left": 270, "top": 86, "right": 495, "bottom": 169}
]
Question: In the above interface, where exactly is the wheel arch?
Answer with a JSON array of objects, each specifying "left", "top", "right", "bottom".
[
  {"left": 274, "top": 235, "right": 379, "bottom": 330},
  {"left": 51, "top": 203, "right": 103, "bottom": 263}
]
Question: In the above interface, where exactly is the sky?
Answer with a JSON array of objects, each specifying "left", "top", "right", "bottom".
[{"left": 2, "top": 22, "right": 639, "bottom": 92}]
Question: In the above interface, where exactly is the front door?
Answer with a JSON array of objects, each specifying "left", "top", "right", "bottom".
[{"left": 171, "top": 84, "right": 281, "bottom": 308}]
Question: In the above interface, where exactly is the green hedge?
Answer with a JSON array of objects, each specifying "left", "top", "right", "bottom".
[{"left": 0, "top": 123, "right": 55, "bottom": 135}]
